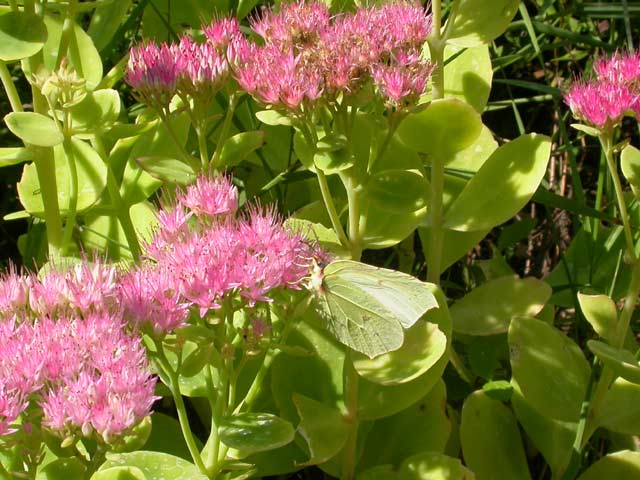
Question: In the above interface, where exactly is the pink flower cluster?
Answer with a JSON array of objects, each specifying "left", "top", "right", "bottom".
[
  {"left": 236, "top": 0, "right": 433, "bottom": 109},
  {"left": 126, "top": 18, "right": 247, "bottom": 106},
  {"left": 565, "top": 50, "right": 640, "bottom": 128},
  {"left": 0, "top": 263, "right": 157, "bottom": 443},
  {"left": 120, "top": 174, "right": 321, "bottom": 334},
  {"left": 126, "top": 1, "right": 433, "bottom": 110}
]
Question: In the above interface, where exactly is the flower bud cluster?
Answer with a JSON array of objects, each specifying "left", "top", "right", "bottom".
[
  {"left": 119, "top": 174, "right": 322, "bottom": 335},
  {"left": 565, "top": 50, "right": 640, "bottom": 128},
  {"left": 126, "top": 18, "right": 248, "bottom": 107},
  {"left": 126, "top": 0, "right": 434, "bottom": 111},
  {"left": 0, "top": 262, "right": 157, "bottom": 445}
]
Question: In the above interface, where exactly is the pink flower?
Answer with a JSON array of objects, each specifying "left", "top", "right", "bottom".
[
  {"left": 177, "top": 174, "right": 239, "bottom": 219},
  {"left": 204, "top": 17, "right": 243, "bottom": 51},
  {"left": 565, "top": 80, "right": 640, "bottom": 128},
  {"left": 250, "top": 0, "right": 330, "bottom": 46},
  {"left": 594, "top": 50, "right": 640, "bottom": 86},
  {"left": 118, "top": 265, "right": 190, "bottom": 336},
  {"left": 176, "top": 36, "right": 231, "bottom": 97},
  {"left": 126, "top": 41, "right": 181, "bottom": 106}
]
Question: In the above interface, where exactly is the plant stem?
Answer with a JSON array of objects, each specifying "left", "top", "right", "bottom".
[
  {"left": 578, "top": 129, "right": 640, "bottom": 448},
  {"left": 317, "top": 169, "right": 351, "bottom": 250},
  {"left": 55, "top": 0, "right": 77, "bottom": 70},
  {"left": 0, "top": 61, "right": 23, "bottom": 112},
  {"left": 426, "top": 154, "right": 445, "bottom": 284},
  {"left": 153, "top": 343, "right": 207, "bottom": 475},
  {"left": 344, "top": 174, "right": 364, "bottom": 260},
  {"left": 340, "top": 356, "right": 359, "bottom": 480},
  {"left": 428, "top": 0, "right": 445, "bottom": 100},
  {"left": 210, "top": 92, "right": 238, "bottom": 170},
  {"left": 158, "top": 109, "right": 200, "bottom": 172},
  {"left": 60, "top": 138, "right": 78, "bottom": 256},
  {"left": 600, "top": 132, "right": 636, "bottom": 260},
  {"left": 34, "top": 147, "right": 64, "bottom": 257}
]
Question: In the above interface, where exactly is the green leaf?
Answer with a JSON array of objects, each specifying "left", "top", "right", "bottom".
[
  {"left": 219, "top": 131, "right": 265, "bottom": 168},
  {"left": 309, "top": 260, "right": 439, "bottom": 358},
  {"left": 509, "top": 317, "right": 590, "bottom": 422},
  {"left": 546, "top": 226, "right": 629, "bottom": 307},
  {"left": 578, "top": 293, "right": 618, "bottom": 344},
  {"left": 24, "top": 15, "right": 103, "bottom": 90},
  {"left": 255, "top": 110, "right": 293, "bottom": 126},
  {"left": 482, "top": 380, "right": 513, "bottom": 402},
  {"left": 443, "top": 133, "right": 551, "bottom": 231},
  {"left": 597, "top": 378, "right": 640, "bottom": 435},
  {"left": 571, "top": 123, "right": 601, "bottom": 137},
  {"left": 5, "top": 112, "right": 63, "bottom": 147},
  {"left": 460, "top": 391, "right": 531, "bottom": 480},
  {"left": 144, "top": 413, "right": 197, "bottom": 461},
  {"left": 358, "top": 285, "right": 451, "bottom": 420},
  {"left": 219, "top": 413, "right": 295, "bottom": 458},
  {"left": 272, "top": 319, "right": 345, "bottom": 423},
  {"left": 0, "top": 11, "right": 47, "bottom": 62},
  {"left": 284, "top": 218, "right": 347, "bottom": 257},
  {"left": 446, "top": 124, "right": 497, "bottom": 171},
  {"left": 113, "top": 416, "right": 153, "bottom": 453},
  {"left": 621, "top": 144, "right": 640, "bottom": 198},
  {"left": 0, "top": 147, "right": 32, "bottom": 167},
  {"left": 399, "top": 452, "right": 475, "bottom": 480},
  {"left": 576, "top": 451, "right": 640, "bottom": 480},
  {"left": 444, "top": 44, "right": 492, "bottom": 113},
  {"left": 314, "top": 149, "right": 354, "bottom": 174},
  {"left": 352, "top": 321, "right": 446, "bottom": 385},
  {"left": 293, "top": 394, "right": 349, "bottom": 466},
  {"left": 88, "top": 0, "right": 132, "bottom": 51},
  {"left": 587, "top": 340, "right": 640, "bottom": 384},
  {"left": 98, "top": 451, "right": 207, "bottom": 479},
  {"left": 358, "top": 380, "right": 451, "bottom": 470},
  {"left": 451, "top": 276, "right": 551, "bottom": 335},
  {"left": 136, "top": 156, "right": 196, "bottom": 185},
  {"left": 121, "top": 112, "right": 190, "bottom": 204},
  {"left": 37, "top": 458, "right": 86, "bottom": 480},
  {"left": 511, "top": 380, "right": 575, "bottom": 478},
  {"left": 81, "top": 201, "right": 158, "bottom": 261},
  {"left": 18, "top": 138, "right": 107, "bottom": 216},
  {"left": 70, "top": 89, "right": 121, "bottom": 136},
  {"left": 397, "top": 99, "right": 483, "bottom": 159},
  {"left": 357, "top": 465, "right": 402, "bottom": 480},
  {"left": 368, "top": 169, "right": 428, "bottom": 214},
  {"left": 91, "top": 466, "right": 146, "bottom": 480},
  {"left": 446, "top": 0, "right": 519, "bottom": 47},
  {"left": 364, "top": 204, "right": 427, "bottom": 249}
]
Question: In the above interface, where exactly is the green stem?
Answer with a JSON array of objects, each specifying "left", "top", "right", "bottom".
[
  {"left": 428, "top": 0, "right": 445, "bottom": 100},
  {"left": 600, "top": 133, "right": 636, "bottom": 260},
  {"left": 579, "top": 129, "right": 640, "bottom": 447},
  {"left": 8, "top": 0, "right": 18, "bottom": 11},
  {"left": 317, "top": 169, "right": 351, "bottom": 250},
  {"left": 159, "top": 109, "right": 200, "bottom": 172},
  {"left": 344, "top": 174, "right": 364, "bottom": 260},
  {"left": 153, "top": 343, "right": 208, "bottom": 475},
  {"left": 91, "top": 136, "right": 142, "bottom": 260},
  {"left": 61, "top": 138, "right": 78, "bottom": 256},
  {"left": 34, "top": 148, "right": 64, "bottom": 257},
  {"left": 340, "top": 356, "right": 359, "bottom": 480},
  {"left": 0, "top": 61, "right": 24, "bottom": 112},
  {"left": 210, "top": 93, "right": 238, "bottom": 170},
  {"left": 55, "top": 0, "right": 77, "bottom": 70},
  {"left": 426, "top": 154, "right": 445, "bottom": 284},
  {"left": 233, "top": 318, "right": 296, "bottom": 415}
]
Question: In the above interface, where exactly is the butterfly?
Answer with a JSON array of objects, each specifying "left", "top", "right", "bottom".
[{"left": 307, "top": 259, "right": 438, "bottom": 358}]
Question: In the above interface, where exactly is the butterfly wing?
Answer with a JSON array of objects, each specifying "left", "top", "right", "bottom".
[
  {"left": 314, "top": 278, "right": 404, "bottom": 359},
  {"left": 311, "top": 260, "right": 438, "bottom": 358}
]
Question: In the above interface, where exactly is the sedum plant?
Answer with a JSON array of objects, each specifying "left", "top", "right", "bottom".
[{"left": 8, "top": 0, "right": 640, "bottom": 480}]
